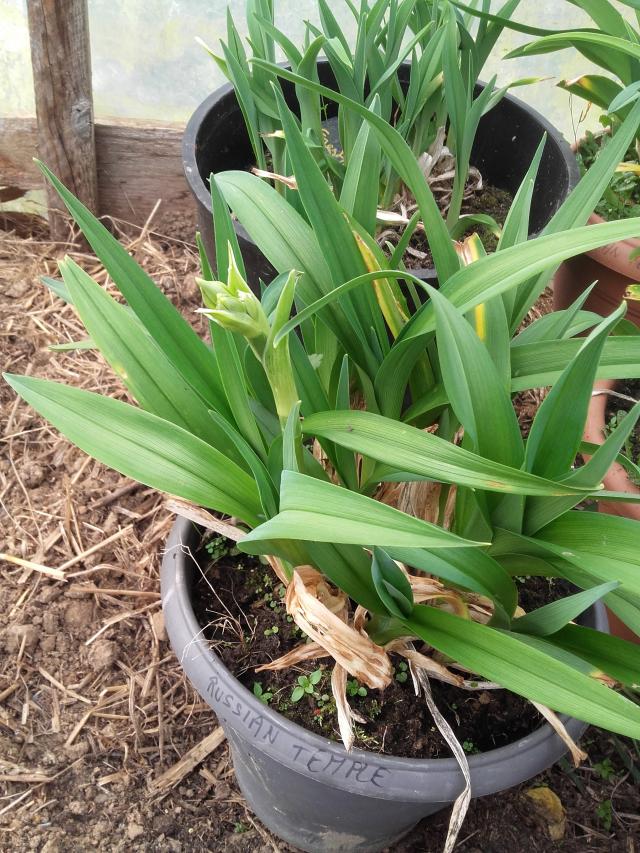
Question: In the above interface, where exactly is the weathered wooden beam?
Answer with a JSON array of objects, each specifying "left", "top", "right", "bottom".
[
  {"left": 0, "top": 117, "right": 194, "bottom": 235},
  {"left": 26, "top": 0, "right": 98, "bottom": 239}
]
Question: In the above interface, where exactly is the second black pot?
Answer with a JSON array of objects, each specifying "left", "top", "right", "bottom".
[{"left": 183, "top": 61, "right": 579, "bottom": 289}]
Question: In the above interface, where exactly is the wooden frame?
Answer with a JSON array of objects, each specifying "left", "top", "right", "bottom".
[
  {"left": 1, "top": 117, "right": 191, "bottom": 227},
  {"left": 2, "top": 1, "right": 194, "bottom": 234}
]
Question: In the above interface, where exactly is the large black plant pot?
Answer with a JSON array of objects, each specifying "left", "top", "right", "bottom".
[
  {"left": 161, "top": 518, "right": 606, "bottom": 853},
  {"left": 183, "top": 61, "right": 579, "bottom": 290}
]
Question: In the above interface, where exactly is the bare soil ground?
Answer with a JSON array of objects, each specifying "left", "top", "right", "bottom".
[{"left": 1, "top": 215, "right": 638, "bottom": 853}]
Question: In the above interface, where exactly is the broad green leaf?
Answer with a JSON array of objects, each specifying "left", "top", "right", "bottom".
[
  {"left": 511, "top": 336, "right": 640, "bottom": 391},
  {"left": 567, "top": 401, "right": 640, "bottom": 488},
  {"left": 371, "top": 547, "right": 414, "bottom": 618},
  {"left": 195, "top": 232, "right": 214, "bottom": 281},
  {"left": 558, "top": 75, "right": 623, "bottom": 112},
  {"left": 407, "top": 604, "right": 640, "bottom": 738},
  {"left": 282, "top": 400, "right": 303, "bottom": 474},
  {"left": 525, "top": 303, "right": 626, "bottom": 480},
  {"left": 507, "top": 31, "right": 640, "bottom": 65},
  {"left": 609, "top": 80, "right": 640, "bottom": 113},
  {"left": 538, "top": 512, "right": 640, "bottom": 579},
  {"left": 210, "top": 176, "right": 246, "bottom": 280},
  {"left": 302, "top": 410, "right": 595, "bottom": 497},
  {"left": 240, "top": 471, "right": 481, "bottom": 552},
  {"left": 428, "top": 283, "right": 522, "bottom": 468},
  {"left": 388, "top": 546, "right": 518, "bottom": 618},
  {"left": 208, "top": 322, "right": 266, "bottom": 459},
  {"left": 333, "top": 356, "right": 359, "bottom": 490},
  {"left": 551, "top": 623, "right": 640, "bottom": 687},
  {"left": 512, "top": 582, "right": 619, "bottom": 636},
  {"left": 4, "top": 374, "right": 263, "bottom": 526},
  {"left": 339, "top": 100, "right": 381, "bottom": 235},
  {"left": 37, "top": 162, "right": 230, "bottom": 416},
  {"left": 59, "top": 258, "right": 238, "bottom": 457},
  {"left": 209, "top": 410, "right": 278, "bottom": 519},
  {"left": 400, "top": 218, "right": 640, "bottom": 344}
]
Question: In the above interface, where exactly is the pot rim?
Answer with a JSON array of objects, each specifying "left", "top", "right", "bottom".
[
  {"left": 161, "top": 517, "right": 605, "bottom": 799},
  {"left": 182, "top": 61, "right": 579, "bottom": 279}
]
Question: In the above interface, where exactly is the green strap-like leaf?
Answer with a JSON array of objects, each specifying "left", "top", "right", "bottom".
[
  {"left": 400, "top": 218, "right": 640, "bottom": 343},
  {"left": 512, "top": 582, "right": 620, "bottom": 636},
  {"left": 511, "top": 335, "right": 640, "bottom": 391},
  {"left": 549, "top": 623, "right": 640, "bottom": 687},
  {"left": 428, "top": 283, "right": 523, "bottom": 468},
  {"left": 525, "top": 303, "right": 626, "bottom": 480},
  {"left": 406, "top": 604, "right": 640, "bottom": 738},
  {"left": 302, "top": 409, "right": 595, "bottom": 497},
  {"left": 240, "top": 470, "right": 481, "bottom": 552},
  {"left": 371, "top": 547, "right": 415, "bottom": 619},
  {"left": 4, "top": 374, "right": 263, "bottom": 526},
  {"left": 59, "top": 258, "right": 239, "bottom": 459},
  {"left": 37, "top": 162, "right": 230, "bottom": 415},
  {"left": 388, "top": 545, "right": 518, "bottom": 619}
]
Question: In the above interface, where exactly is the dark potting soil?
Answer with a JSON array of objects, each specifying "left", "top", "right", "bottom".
[
  {"left": 604, "top": 378, "right": 640, "bottom": 472},
  {"left": 404, "top": 182, "right": 514, "bottom": 270},
  {"left": 192, "top": 538, "right": 577, "bottom": 760}
]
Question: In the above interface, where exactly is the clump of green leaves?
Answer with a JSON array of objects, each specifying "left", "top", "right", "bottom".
[
  {"left": 593, "top": 757, "right": 617, "bottom": 781},
  {"left": 253, "top": 681, "right": 274, "bottom": 704},
  {"left": 291, "top": 669, "right": 323, "bottom": 703},
  {"left": 263, "top": 625, "right": 279, "bottom": 638},
  {"left": 8, "top": 91, "right": 640, "bottom": 758},
  {"left": 495, "top": 0, "right": 640, "bottom": 221},
  {"left": 206, "top": 0, "right": 525, "bottom": 234},
  {"left": 596, "top": 798, "right": 613, "bottom": 832},
  {"left": 205, "top": 533, "right": 234, "bottom": 562},
  {"left": 578, "top": 132, "right": 640, "bottom": 222}
]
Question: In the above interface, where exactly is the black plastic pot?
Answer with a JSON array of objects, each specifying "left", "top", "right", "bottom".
[
  {"left": 161, "top": 518, "right": 606, "bottom": 853},
  {"left": 183, "top": 62, "right": 579, "bottom": 290}
]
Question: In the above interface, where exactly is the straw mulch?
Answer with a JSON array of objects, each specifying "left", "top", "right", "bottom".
[{"left": 1, "top": 214, "right": 638, "bottom": 853}]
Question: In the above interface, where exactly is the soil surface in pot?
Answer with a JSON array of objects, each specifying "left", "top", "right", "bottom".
[
  {"left": 579, "top": 131, "right": 640, "bottom": 222},
  {"left": 250, "top": 153, "right": 512, "bottom": 270},
  {"left": 403, "top": 182, "right": 513, "bottom": 270},
  {"left": 193, "top": 540, "right": 576, "bottom": 760},
  {"left": 604, "top": 378, "right": 640, "bottom": 468}
]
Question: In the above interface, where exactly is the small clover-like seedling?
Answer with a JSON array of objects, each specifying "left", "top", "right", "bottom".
[
  {"left": 205, "top": 534, "right": 229, "bottom": 562},
  {"left": 253, "top": 682, "right": 273, "bottom": 705},
  {"left": 291, "top": 669, "right": 323, "bottom": 702},
  {"left": 395, "top": 661, "right": 409, "bottom": 683},
  {"left": 263, "top": 625, "right": 279, "bottom": 637},
  {"left": 593, "top": 758, "right": 617, "bottom": 781},
  {"left": 346, "top": 679, "right": 367, "bottom": 698}
]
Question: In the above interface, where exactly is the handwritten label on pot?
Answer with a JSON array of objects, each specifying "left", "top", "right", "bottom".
[
  {"left": 207, "top": 675, "right": 279, "bottom": 746},
  {"left": 207, "top": 675, "right": 391, "bottom": 788}
]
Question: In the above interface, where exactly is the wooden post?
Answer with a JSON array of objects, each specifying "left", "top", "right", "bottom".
[{"left": 26, "top": 0, "right": 98, "bottom": 240}]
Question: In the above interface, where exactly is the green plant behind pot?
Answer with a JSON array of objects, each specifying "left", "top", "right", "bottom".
[
  {"left": 457, "top": 0, "right": 640, "bottom": 220},
  {"left": 6, "top": 97, "right": 640, "bottom": 740},
  {"left": 203, "top": 0, "right": 529, "bottom": 233}
]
